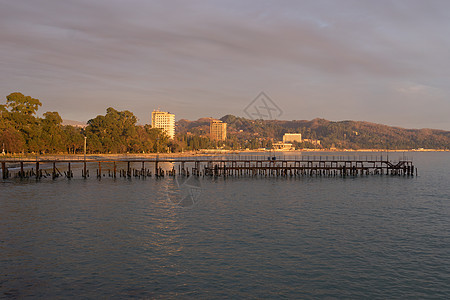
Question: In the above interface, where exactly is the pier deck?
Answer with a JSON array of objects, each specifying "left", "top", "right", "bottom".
[{"left": 1, "top": 155, "right": 416, "bottom": 179}]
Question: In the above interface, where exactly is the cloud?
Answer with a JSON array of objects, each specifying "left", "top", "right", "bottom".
[
  {"left": 396, "top": 83, "right": 433, "bottom": 95},
  {"left": 1, "top": 0, "right": 450, "bottom": 129}
]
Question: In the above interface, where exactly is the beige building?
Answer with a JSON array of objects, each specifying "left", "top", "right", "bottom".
[
  {"left": 303, "top": 139, "right": 321, "bottom": 146},
  {"left": 210, "top": 119, "right": 227, "bottom": 141},
  {"left": 272, "top": 142, "right": 294, "bottom": 150},
  {"left": 283, "top": 133, "right": 302, "bottom": 143},
  {"left": 151, "top": 110, "right": 175, "bottom": 139}
]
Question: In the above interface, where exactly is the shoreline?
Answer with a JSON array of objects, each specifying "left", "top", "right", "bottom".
[{"left": 1, "top": 148, "right": 449, "bottom": 160}]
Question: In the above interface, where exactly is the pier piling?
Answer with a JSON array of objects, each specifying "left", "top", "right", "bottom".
[
  {"left": 2, "top": 162, "right": 7, "bottom": 179},
  {"left": 36, "top": 162, "right": 40, "bottom": 179}
]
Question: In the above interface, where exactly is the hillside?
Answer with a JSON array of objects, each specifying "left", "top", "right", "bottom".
[
  {"left": 176, "top": 115, "right": 450, "bottom": 150},
  {"left": 62, "top": 119, "right": 87, "bottom": 127}
]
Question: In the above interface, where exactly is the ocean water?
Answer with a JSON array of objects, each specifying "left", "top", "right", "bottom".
[{"left": 1, "top": 152, "right": 449, "bottom": 299}]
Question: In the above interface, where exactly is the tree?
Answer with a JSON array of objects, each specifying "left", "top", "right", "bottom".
[
  {"left": 41, "top": 111, "right": 64, "bottom": 153},
  {"left": 2, "top": 93, "right": 43, "bottom": 153},
  {"left": 0, "top": 127, "right": 25, "bottom": 153},
  {"left": 63, "top": 126, "right": 85, "bottom": 154},
  {"left": 6, "top": 92, "right": 42, "bottom": 115},
  {"left": 85, "top": 107, "right": 140, "bottom": 153}
]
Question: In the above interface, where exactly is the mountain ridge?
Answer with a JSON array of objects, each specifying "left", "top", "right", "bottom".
[{"left": 176, "top": 115, "right": 450, "bottom": 149}]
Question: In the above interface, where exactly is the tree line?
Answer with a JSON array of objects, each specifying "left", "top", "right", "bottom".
[{"left": 0, "top": 92, "right": 173, "bottom": 154}]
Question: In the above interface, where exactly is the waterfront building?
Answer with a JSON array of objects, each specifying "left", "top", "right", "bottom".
[
  {"left": 272, "top": 142, "right": 294, "bottom": 150},
  {"left": 283, "top": 133, "right": 302, "bottom": 143},
  {"left": 210, "top": 119, "right": 227, "bottom": 141},
  {"left": 151, "top": 110, "right": 175, "bottom": 139},
  {"left": 303, "top": 139, "right": 321, "bottom": 146}
]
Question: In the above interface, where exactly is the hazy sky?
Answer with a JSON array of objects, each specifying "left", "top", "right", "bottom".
[{"left": 1, "top": 0, "right": 450, "bottom": 129}]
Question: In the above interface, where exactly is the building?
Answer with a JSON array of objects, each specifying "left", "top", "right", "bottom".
[
  {"left": 303, "top": 139, "right": 321, "bottom": 146},
  {"left": 283, "top": 133, "right": 302, "bottom": 144},
  {"left": 151, "top": 110, "right": 175, "bottom": 139},
  {"left": 272, "top": 142, "right": 294, "bottom": 150},
  {"left": 210, "top": 119, "right": 227, "bottom": 141}
]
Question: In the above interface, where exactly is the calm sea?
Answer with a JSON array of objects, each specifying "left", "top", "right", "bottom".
[{"left": 1, "top": 152, "right": 449, "bottom": 299}]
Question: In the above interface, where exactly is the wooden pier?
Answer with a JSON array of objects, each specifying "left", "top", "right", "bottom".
[{"left": 1, "top": 155, "right": 416, "bottom": 180}]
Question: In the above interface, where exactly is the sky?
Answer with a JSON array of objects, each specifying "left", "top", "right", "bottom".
[{"left": 1, "top": 0, "right": 450, "bottom": 130}]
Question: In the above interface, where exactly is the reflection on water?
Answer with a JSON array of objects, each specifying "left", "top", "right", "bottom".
[{"left": 166, "top": 176, "right": 203, "bottom": 208}]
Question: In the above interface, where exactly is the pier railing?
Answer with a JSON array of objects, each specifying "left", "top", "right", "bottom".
[{"left": 0, "top": 153, "right": 411, "bottom": 162}]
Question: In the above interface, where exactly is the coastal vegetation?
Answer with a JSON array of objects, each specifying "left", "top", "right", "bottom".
[
  {"left": 1, "top": 92, "right": 449, "bottom": 154},
  {"left": 0, "top": 93, "right": 169, "bottom": 154}
]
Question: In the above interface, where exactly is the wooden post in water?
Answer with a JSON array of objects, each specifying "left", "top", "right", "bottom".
[
  {"left": 36, "top": 162, "right": 40, "bottom": 179},
  {"left": 68, "top": 162, "right": 71, "bottom": 178},
  {"left": 1, "top": 162, "right": 6, "bottom": 179},
  {"left": 127, "top": 161, "right": 131, "bottom": 177},
  {"left": 52, "top": 162, "right": 57, "bottom": 179},
  {"left": 98, "top": 162, "right": 102, "bottom": 178},
  {"left": 113, "top": 162, "right": 117, "bottom": 178},
  {"left": 20, "top": 162, "right": 24, "bottom": 178}
]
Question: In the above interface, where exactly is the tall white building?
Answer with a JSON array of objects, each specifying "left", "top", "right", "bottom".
[
  {"left": 283, "top": 133, "right": 302, "bottom": 143},
  {"left": 210, "top": 119, "right": 227, "bottom": 141},
  {"left": 151, "top": 110, "right": 175, "bottom": 139}
]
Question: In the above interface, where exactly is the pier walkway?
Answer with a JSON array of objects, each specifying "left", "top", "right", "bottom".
[{"left": 1, "top": 155, "right": 416, "bottom": 179}]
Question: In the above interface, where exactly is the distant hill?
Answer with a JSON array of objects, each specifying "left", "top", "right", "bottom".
[
  {"left": 177, "top": 117, "right": 214, "bottom": 136},
  {"left": 176, "top": 115, "right": 450, "bottom": 150},
  {"left": 62, "top": 119, "right": 87, "bottom": 128}
]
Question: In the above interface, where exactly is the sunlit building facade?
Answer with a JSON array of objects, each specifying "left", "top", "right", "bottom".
[
  {"left": 151, "top": 110, "right": 175, "bottom": 139},
  {"left": 210, "top": 119, "right": 227, "bottom": 141},
  {"left": 283, "top": 133, "right": 302, "bottom": 143}
]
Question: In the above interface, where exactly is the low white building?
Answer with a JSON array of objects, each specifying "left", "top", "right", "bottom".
[{"left": 272, "top": 142, "right": 294, "bottom": 150}]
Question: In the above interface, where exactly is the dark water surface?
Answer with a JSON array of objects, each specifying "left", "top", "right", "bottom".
[{"left": 1, "top": 152, "right": 449, "bottom": 299}]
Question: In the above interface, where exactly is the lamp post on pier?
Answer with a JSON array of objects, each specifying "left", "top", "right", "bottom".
[
  {"left": 84, "top": 136, "right": 87, "bottom": 161},
  {"left": 83, "top": 136, "right": 87, "bottom": 178}
]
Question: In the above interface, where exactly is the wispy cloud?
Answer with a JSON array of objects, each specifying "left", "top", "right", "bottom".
[{"left": 1, "top": 0, "right": 450, "bottom": 129}]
